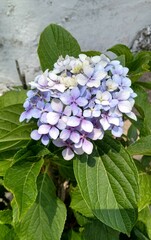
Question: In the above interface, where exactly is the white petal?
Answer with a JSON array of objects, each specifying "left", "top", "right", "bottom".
[
  {"left": 79, "top": 54, "right": 87, "bottom": 62},
  {"left": 91, "top": 56, "right": 101, "bottom": 63},
  {"left": 49, "top": 127, "right": 59, "bottom": 139},
  {"left": 67, "top": 116, "right": 81, "bottom": 127},
  {"left": 108, "top": 117, "right": 120, "bottom": 126},
  {"left": 89, "top": 128, "right": 104, "bottom": 140},
  {"left": 126, "top": 112, "right": 137, "bottom": 121},
  {"left": 51, "top": 99, "right": 63, "bottom": 112},
  {"left": 49, "top": 72, "right": 58, "bottom": 80},
  {"left": 76, "top": 74, "right": 88, "bottom": 86},
  {"left": 62, "top": 147, "right": 74, "bottom": 160},
  {"left": 83, "top": 65, "right": 94, "bottom": 77},
  {"left": 38, "top": 124, "right": 51, "bottom": 134},
  {"left": 118, "top": 101, "right": 132, "bottom": 113},
  {"left": 47, "top": 112, "right": 60, "bottom": 125},
  {"left": 100, "top": 118, "right": 110, "bottom": 130},
  {"left": 70, "top": 131, "right": 80, "bottom": 143},
  {"left": 81, "top": 120, "right": 93, "bottom": 132},
  {"left": 82, "top": 139, "right": 93, "bottom": 154}
]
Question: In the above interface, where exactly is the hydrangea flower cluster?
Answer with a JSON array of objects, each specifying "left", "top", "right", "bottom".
[{"left": 20, "top": 54, "right": 137, "bottom": 160}]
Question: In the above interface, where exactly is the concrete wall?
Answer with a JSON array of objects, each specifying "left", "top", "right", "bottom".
[{"left": 0, "top": 0, "right": 151, "bottom": 87}]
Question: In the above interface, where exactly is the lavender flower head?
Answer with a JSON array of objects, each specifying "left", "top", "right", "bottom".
[{"left": 20, "top": 54, "right": 137, "bottom": 160}]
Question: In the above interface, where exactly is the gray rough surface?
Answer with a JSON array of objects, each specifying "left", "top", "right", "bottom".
[{"left": 0, "top": 0, "right": 151, "bottom": 89}]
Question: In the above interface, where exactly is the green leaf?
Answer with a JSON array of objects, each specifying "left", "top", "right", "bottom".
[
  {"left": 13, "top": 141, "right": 50, "bottom": 164},
  {"left": 133, "top": 206, "right": 151, "bottom": 240},
  {"left": 107, "top": 44, "right": 133, "bottom": 65},
  {"left": 136, "top": 81, "right": 151, "bottom": 90},
  {"left": 53, "top": 157, "right": 75, "bottom": 182},
  {"left": 38, "top": 24, "right": 81, "bottom": 71},
  {"left": 0, "top": 122, "right": 35, "bottom": 152},
  {"left": 0, "top": 150, "right": 15, "bottom": 176},
  {"left": 82, "top": 220, "right": 119, "bottom": 240},
  {"left": 74, "top": 212, "right": 92, "bottom": 227},
  {"left": 82, "top": 50, "right": 101, "bottom": 57},
  {"left": 0, "top": 89, "right": 35, "bottom": 152},
  {"left": 70, "top": 186, "right": 94, "bottom": 218},
  {"left": 127, "top": 124, "right": 138, "bottom": 145},
  {"left": 68, "top": 230, "right": 83, "bottom": 240},
  {"left": 16, "top": 173, "right": 66, "bottom": 240},
  {"left": 138, "top": 171, "right": 151, "bottom": 211},
  {"left": 73, "top": 135, "right": 138, "bottom": 235},
  {"left": 129, "top": 51, "right": 151, "bottom": 82},
  {"left": 127, "top": 135, "right": 151, "bottom": 155},
  {"left": 61, "top": 230, "right": 83, "bottom": 240},
  {"left": 0, "top": 89, "right": 27, "bottom": 109},
  {"left": 141, "top": 156, "right": 151, "bottom": 171},
  {"left": 4, "top": 158, "right": 44, "bottom": 219},
  {"left": 0, "top": 209, "right": 12, "bottom": 224},
  {"left": 0, "top": 225, "right": 18, "bottom": 240},
  {"left": 132, "top": 85, "right": 151, "bottom": 136},
  {"left": 115, "top": 55, "right": 125, "bottom": 66},
  {"left": 0, "top": 90, "right": 27, "bottom": 138}
]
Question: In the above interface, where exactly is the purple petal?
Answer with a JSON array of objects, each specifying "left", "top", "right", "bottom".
[
  {"left": 63, "top": 106, "right": 72, "bottom": 116},
  {"left": 81, "top": 119, "right": 93, "bottom": 133},
  {"left": 57, "top": 119, "right": 66, "bottom": 130},
  {"left": 32, "top": 109, "right": 41, "bottom": 118},
  {"left": 74, "top": 139, "right": 83, "bottom": 148},
  {"left": 53, "top": 139, "right": 65, "bottom": 147},
  {"left": 76, "top": 97, "right": 88, "bottom": 107},
  {"left": 37, "top": 101, "right": 45, "bottom": 109},
  {"left": 82, "top": 139, "right": 93, "bottom": 154},
  {"left": 71, "top": 87, "right": 80, "bottom": 99},
  {"left": 62, "top": 147, "right": 74, "bottom": 160},
  {"left": 60, "top": 90, "right": 71, "bottom": 105},
  {"left": 122, "top": 77, "right": 131, "bottom": 87},
  {"left": 41, "top": 135, "right": 49, "bottom": 145},
  {"left": 23, "top": 100, "right": 30, "bottom": 108},
  {"left": 30, "top": 130, "right": 41, "bottom": 140},
  {"left": 49, "top": 127, "right": 59, "bottom": 139},
  {"left": 19, "top": 112, "right": 26, "bottom": 122},
  {"left": 47, "top": 112, "right": 60, "bottom": 125},
  {"left": 27, "top": 90, "right": 36, "bottom": 98},
  {"left": 71, "top": 104, "right": 80, "bottom": 116},
  {"left": 60, "top": 129, "right": 71, "bottom": 141},
  {"left": 40, "top": 112, "right": 48, "bottom": 123},
  {"left": 73, "top": 147, "right": 84, "bottom": 155},
  {"left": 111, "top": 126, "right": 123, "bottom": 137},
  {"left": 38, "top": 124, "right": 51, "bottom": 134},
  {"left": 67, "top": 116, "right": 81, "bottom": 127},
  {"left": 118, "top": 90, "right": 131, "bottom": 100}
]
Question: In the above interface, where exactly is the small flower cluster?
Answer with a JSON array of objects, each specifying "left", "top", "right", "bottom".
[{"left": 20, "top": 54, "right": 137, "bottom": 160}]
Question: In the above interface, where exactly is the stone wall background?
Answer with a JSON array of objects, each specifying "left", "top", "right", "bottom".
[{"left": 0, "top": 0, "right": 151, "bottom": 86}]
